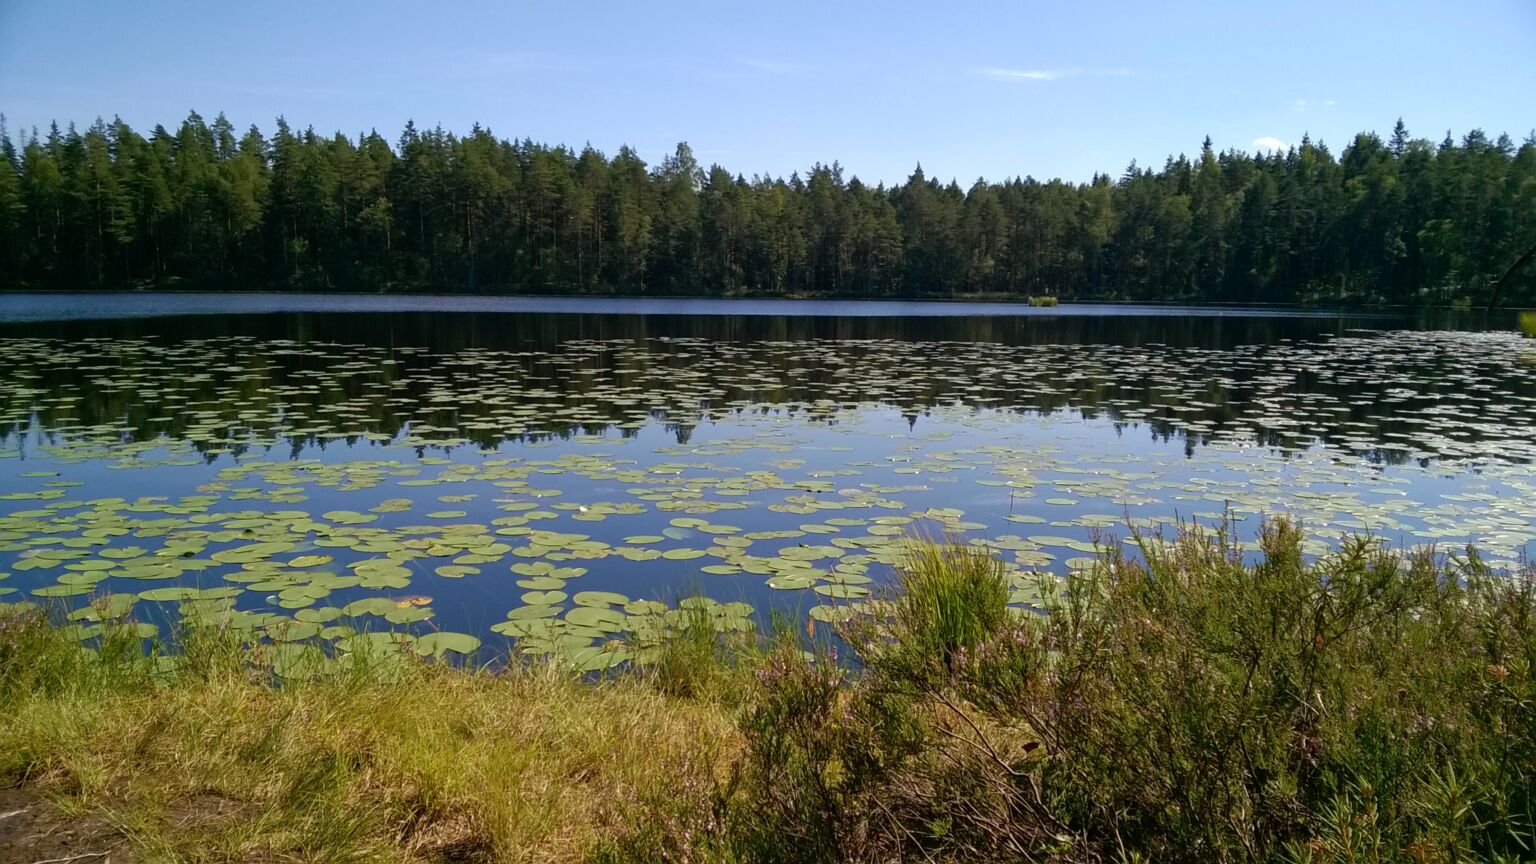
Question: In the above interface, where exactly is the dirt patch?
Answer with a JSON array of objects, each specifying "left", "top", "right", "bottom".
[
  {"left": 162, "top": 791, "right": 249, "bottom": 837},
  {"left": 0, "top": 786, "right": 136, "bottom": 864}
]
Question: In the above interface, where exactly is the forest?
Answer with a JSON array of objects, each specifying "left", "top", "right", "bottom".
[{"left": 0, "top": 111, "right": 1532, "bottom": 305}]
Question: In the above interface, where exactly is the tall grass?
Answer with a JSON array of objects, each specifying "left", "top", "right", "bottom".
[
  {"left": 5, "top": 523, "right": 1534, "bottom": 862},
  {"left": 880, "top": 540, "right": 1011, "bottom": 670},
  {"left": 0, "top": 612, "right": 738, "bottom": 863}
]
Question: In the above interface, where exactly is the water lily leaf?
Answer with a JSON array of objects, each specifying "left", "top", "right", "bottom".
[
  {"left": 573, "top": 590, "right": 629, "bottom": 607},
  {"left": 384, "top": 605, "right": 433, "bottom": 625},
  {"left": 288, "top": 555, "right": 333, "bottom": 568},
  {"left": 323, "top": 510, "right": 378, "bottom": 525},
  {"left": 508, "top": 603, "right": 563, "bottom": 620},
  {"left": 567, "top": 645, "right": 630, "bottom": 672},
  {"left": 808, "top": 604, "right": 856, "bottom": 623},
  {"left": 414, "top": 631, "right": 481, "bottom": 657},
  {"left": 565, "top": 606, "right": 627, "bottom": 632},
  {"left": 624, "top": 599, "right": 668, "bottom": 616},
  {"left": 522, "top": 590, "right": 569, "bottom": 605},
  {"left": 68, "top": 593, "right": 137, "bottom": 620},
  {"left": 814, "top": 583, "right": 869, "bottom": 599},
  {"left": 342, "top": 597, "right": 399, "bottom": 618},
  {"left": 662, "top": 548, "right": 705, "bottom": 560}
]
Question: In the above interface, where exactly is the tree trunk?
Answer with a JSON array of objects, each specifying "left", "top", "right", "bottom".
[{"left": 1485, "top": 240, "right": 1536, "bottom": 311}]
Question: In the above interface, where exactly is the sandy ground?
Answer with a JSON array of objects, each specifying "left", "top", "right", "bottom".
[{"left": 0, "top": 787, "right": 136, "bottom": 864}]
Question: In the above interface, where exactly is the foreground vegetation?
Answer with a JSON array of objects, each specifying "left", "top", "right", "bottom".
[
  {"left": 3, "top": 522, "right": 1533, "bottom": 862},
  {"left": 2, "top": 113, "right": 1534, "bottom": 306}
]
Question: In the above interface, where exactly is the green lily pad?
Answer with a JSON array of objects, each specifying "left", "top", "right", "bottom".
[
  {"left": 522, "top": 590, "right": 569, "bottom": 605},
  {"left": 573, "top": 590, "right": 629, "bottom": 607},
  {"left": 766, "top": 574, "right": 817, "bottom": 590},
  {"left": 414, "top": 631, "right": 481, "bottom": 656},
  {"left": 565, "top": 606, "right": 627, "bottom": 632}
]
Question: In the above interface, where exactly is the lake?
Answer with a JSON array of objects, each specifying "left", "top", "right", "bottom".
[{"left": 2, "top": 294, "right": 1533, "bottom": 670}]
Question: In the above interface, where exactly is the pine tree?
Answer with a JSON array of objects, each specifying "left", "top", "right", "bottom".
[{"left": 1, "top": 111, "right": 1531, "bottom": 306}]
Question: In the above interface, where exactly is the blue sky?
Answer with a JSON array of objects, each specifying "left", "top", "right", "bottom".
[{"left": 2, "top": 0, "right": 1533, "bottom": 185}]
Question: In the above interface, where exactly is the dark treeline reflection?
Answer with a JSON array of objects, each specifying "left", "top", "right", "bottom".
[
  {"left": 2, "top": 113, "right": 1533, "bottom": 306},
  {"left": 2, "top": 311, "right": 1533, "bottom": 468}
]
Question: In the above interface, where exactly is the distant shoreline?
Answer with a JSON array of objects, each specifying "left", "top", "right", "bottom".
[
  {"left": 0, "top": 286, "right": 1506, "bottom": 311},
  {"left": 2, "top": 290, "right": 1497, "bottom": 325}
]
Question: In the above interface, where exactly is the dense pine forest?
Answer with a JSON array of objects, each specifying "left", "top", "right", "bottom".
[{"left": 0, "top": 111, "right": 1532, "bottom": 305}]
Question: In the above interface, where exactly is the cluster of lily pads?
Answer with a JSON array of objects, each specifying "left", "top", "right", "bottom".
[{"left": 1, "top": 326, "right": 1534, "bottom": 671}]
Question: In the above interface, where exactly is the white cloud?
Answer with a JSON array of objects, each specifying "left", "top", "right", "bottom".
[
  {"left": 234, "top": 84, "right": 397, "bottom": 100},
  {"left": 974, "top": 67, "right": 1064, "bottom": 81},
  {"left": 744, "top": 59, "right": 816, "bottom": 77},
  {"left": 1252, "top": 136, "right": 1288, "bottom": 152},
  {"left": 972, "top": 67, "right": 1133, "bottom": 83},
  {"left": 447, "top": 52, "right": 577, "bottom": 81}
]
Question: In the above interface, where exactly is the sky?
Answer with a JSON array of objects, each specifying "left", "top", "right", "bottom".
[{"left": 1, "top": 0, "right": 1533, "bottom": 186}]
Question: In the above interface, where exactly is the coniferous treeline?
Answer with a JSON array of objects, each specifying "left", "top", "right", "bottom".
[{"left": 0, "top": 111, "right": 1532, "bottom": 304}]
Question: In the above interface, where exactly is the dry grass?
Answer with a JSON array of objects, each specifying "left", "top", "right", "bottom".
[{"left": 0, "top": 617, "right": 739, "bottom": 863}]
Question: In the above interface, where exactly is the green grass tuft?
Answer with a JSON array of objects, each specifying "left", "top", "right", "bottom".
[{"left": 881, "top": 540, "right": 1012, "bottom": 676}]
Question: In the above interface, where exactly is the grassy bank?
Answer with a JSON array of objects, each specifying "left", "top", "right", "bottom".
[
  {"left": 0, "top": 614, "right": 743, "bottom": 862},
  {"left": 3, "top": 522, "right": 1533, "bottom": 863}
]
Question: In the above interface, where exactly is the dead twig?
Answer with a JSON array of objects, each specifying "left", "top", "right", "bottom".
[{"left": 30, "top": 852, "right": 111, "bottom": 864}]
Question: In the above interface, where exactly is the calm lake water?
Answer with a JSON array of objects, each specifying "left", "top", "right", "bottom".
[{"left": 2, "top": 294, "right": 1533, "bottom": 669}]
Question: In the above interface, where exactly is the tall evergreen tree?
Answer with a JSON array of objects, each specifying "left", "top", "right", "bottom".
[{"left": 2, "top": 112, "right": 1531, "bottom": 306}]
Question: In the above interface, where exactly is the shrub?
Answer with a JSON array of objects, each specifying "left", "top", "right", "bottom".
[{"left": 711, "top": 521, "right": 1536, "bottom": 863}]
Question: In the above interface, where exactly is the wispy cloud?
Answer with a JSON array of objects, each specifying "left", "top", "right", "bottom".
[
  {"left": 1252, "top": 136, "right": 1288, "bottom": 152},
  {"left": 974, "top": 67, "right": 1064, "bottom": 81},
  {"left": 743, "top": 59, "right": 817, "bottom": 77},
  {"left": 234, "top": 84, "right": 395, "bottom": 101},
  {"left": 446, "top": 52, "right": 583, "bottom": 82},
  {"left": 1293, "top": 98, "right": 1337, "bottom": 114},
  {"left": 972, "top": 66, "right": 1133, "bottom": 83}
]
